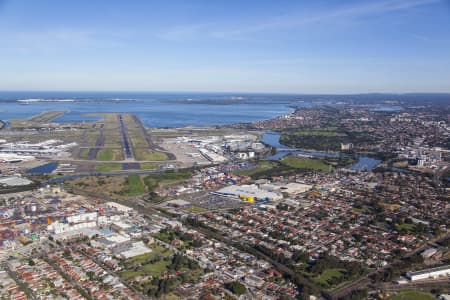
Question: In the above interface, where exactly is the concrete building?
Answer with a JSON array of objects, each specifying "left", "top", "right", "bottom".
[
  {"left": 0, "top": 176, "right": 33, "bottom": 187},
  {"left": 421, "top": 248, "right": 437, "bottom": 259},
  {"left": 67, "top": 212, "right": 98, "bottom": 224},
  {"left": 105, "top": 202, "right": 133, "bottom": 213},
  {"left": 48, "top": 221, "right": 97, "bottom": 234},
  {"left": 114, "top": 241, "right": 152, "bottom": 259},
  {"left": 341, "top": 143, "right": 353, "bottom": 151},
  {"left": 244, "top": 274, "right": 265, "bottom": 288},
  {"left": 406, "top": 265, "right": 450, "bottom": 281},
  {"left": 199, "top": 148, "right": 227, "bottom": 163}
]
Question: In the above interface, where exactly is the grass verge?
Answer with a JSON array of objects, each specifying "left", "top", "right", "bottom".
[{"left": 95, "top": 163, "right": 122, "bottom": 172}]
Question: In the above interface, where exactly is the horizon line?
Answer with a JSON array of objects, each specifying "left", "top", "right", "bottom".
[{"left": 0, "top": 90, "right": 450, "bottom": 96}]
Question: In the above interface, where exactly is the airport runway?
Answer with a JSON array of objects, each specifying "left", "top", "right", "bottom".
[
  {"left": 87, "top": 127, "right": 105, "bottom": 160},
  {"left": 131, "top": 114, "right": 176, "bottom": 160},
  {"left": 118, "top": 114, "right": 135, "bottom": 160}
]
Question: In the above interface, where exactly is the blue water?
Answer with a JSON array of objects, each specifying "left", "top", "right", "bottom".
[
  {"left": 262, "top": 131, "right": 381, "bottom": 171},
  {"left": 26, "top": 162, "right": 59, "bottom": 175},
  {"left": 0, "top": 92, "right": 308, "bottom": 128},
  {"left": 263, "top": 131, "right": 340, "bottom": 160},
  {"left": 372, "top": 105, "right": 403, "bottom": 112},
  {"left": 261, "top": 131, "right": 286, "bottom": 149},
  {"left": 350, "top": 156, "right": 382, "bottom": 171}
]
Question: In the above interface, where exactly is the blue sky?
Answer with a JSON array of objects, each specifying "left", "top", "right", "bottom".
[{"left": 0, "top": 0, "right": 449, "bottom": 93}]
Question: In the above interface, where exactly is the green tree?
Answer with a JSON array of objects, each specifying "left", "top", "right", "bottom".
[{"left": 226, "top": 281, "right": 247, "bottom": 295}]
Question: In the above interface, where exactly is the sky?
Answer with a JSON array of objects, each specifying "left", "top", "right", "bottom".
[{"left": 0, "top": 0, "right": 449, "bottom": 93}]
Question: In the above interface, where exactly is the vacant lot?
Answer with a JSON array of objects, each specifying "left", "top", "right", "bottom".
[
  {"left": 66, "top": 176, "right": 125, "bottom": 197},
  {"left": 117, "top": 175, "right": 146, "bottom": 196},
  {"left": 143, "top": 171, "right": 192, "bottom": 192},
  {"left": 235, "top": 161, "right": 277, "bottom": 176}
]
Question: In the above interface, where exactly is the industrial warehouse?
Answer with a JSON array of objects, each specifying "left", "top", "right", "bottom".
[
  {"left": 406, "top": 265, "right": 450, "bottom": 282},
  {"left": 214, "top": 184, "right": 283, "bottom": 202},
  {"left": 0, "top": 139, "right": 76, "bottom": 159}
]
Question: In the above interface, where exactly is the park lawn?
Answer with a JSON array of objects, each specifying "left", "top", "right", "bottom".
[
  {"left": 122, "top": 175, "right": 146, "bottom": 196},
  {"left": 120, "top": 270, "right": 145, "bottom": 280},
  {"left": 124, "top": 252, "right": 153, "bottom": 265},
  {"left": 183, "top": 205, "right": 206, "bottom": 213},
  {"left": 150, "top": 243, "right": 174, "bottom": 257},
  {"left": 142, "top": 260, "right": 171, "bottom": 278},
  {"left": 95, "top": 163, "right": 122, "bottom": 172},
  {"left": 154, "top": 232, "right": 171, "bottom": 243},
  {"left": 390, "top": 291, "right": 435, "bottom": 300},
  {"left": 281, "top": 156, "right": 332, "bottom": 171},
  {"left": 315, "top": 268, "right": 345, "bottom": 288},
  {"left": 140, "top": 162, "right": 159, "bottom": 170},
  {"left": 135, "top": 149, "right": 168, "bottom": 161}
]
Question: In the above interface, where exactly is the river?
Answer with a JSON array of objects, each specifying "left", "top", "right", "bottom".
[{"left": 262, "top": 131, "right": 381, "bottom": 171}]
